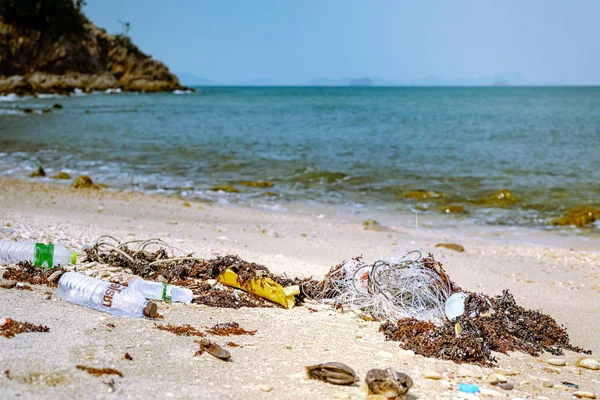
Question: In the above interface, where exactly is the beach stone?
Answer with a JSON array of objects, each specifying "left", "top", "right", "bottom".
[
  {"left": 53, "top": 172, "right": 71, "bottom": 180},
  {"left": 484, "top": 374, "right": 500, "bottom": 384},
  {"left": 542, "top": 380, "right": 553, "bottom": 388},
  {"left": 576, "top": 358, "right": 599, "bottom": 370},
  {"left": 71, "top": 175, "right": 98, "bottom": 189},
  {"left": 423, "top": 371, "right": 442, "bottom": 380},
  {"left": 497, "top": 382, "right": 513, "bottom": 390},
  {"left": 547, "top": 358, "right": 566, "bottom": 366},
  {"left": 573, "top": 391, "right": 597, "bottom": 399},
  {"left": 435, "top": 243, "right": 465, "bottom": 252},
  {"left": 542, "top": 366, "right": 562, "bottom": 373},
  {"left": 53, "top": 103, "right": 63, "bottom": 109},
  {"left": 553, "top": 383, "right": 570, "bottom": 391},
  {"left": 29, "top": 166, "right": 46, "bottom": 177}
]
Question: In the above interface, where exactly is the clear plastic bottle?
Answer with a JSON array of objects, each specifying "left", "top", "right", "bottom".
[
  {"left": 128, "top": 277, "right": 193, "bottom": 303},
  {"left": 0, "top": 240, "right": 77, "bottom": 268},
  {"left": 58, "top": 272, "right": 157, "bottom": 318}
]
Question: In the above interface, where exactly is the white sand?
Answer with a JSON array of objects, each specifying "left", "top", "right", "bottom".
[{"left": 1, "top": 178, "right": 599, "bottom": 399}]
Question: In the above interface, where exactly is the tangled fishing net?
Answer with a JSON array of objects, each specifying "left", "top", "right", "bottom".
[{"left": 304, "top": 251, "right": 458, "bottom": 325}]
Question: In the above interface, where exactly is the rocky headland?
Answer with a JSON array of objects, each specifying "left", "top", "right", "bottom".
[{"left": 0, "top": 1, "right": 187, "bottom": 95}]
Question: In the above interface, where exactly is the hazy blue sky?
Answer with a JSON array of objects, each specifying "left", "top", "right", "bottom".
[{"left": 85, "top": 0, "right": 600, "bottom": 84}]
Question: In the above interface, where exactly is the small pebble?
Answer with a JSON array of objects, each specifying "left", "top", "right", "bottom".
[
  {"left": 479, "top": 388, "right": 504, "bottom": 398},
  {"left": 423, "top": 371, "right": 442, "bottom": 380},
  {"left": 553, "top": 383, "right": 570, "bottom": 391},
  {"left": 493, "top": 368, "right": 518, "bottom": 376},
  {"left": 542, "top": 380, "right": 553, "bottom": 388},
  {"left": 457, "top": 366, "right": 478, "bottom": 378},
  {"left": 497, "top": 382, "right": 513, "bottom": 390},
  {"left": 542, "top": 366, "right": 562, "bottom": 373},
  {"left": 397, "top": 349, "right": 415, "bottom": 358},
  {"left": 547, "top": 358, "right": 566, "bottom": 367},
  {"left": 576, "top": 358, "right": 599, "bottom": 370},
  {"left": 573, "top": 391, "right": 597, "bottom": 399}
]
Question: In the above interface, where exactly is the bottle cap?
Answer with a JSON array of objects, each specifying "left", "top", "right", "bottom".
[
  {"left": 70, "top": 252, "right": 77, "bottom": 265},
  {"left": 143, "top": 301, "right": 158, "bottom": 318}
]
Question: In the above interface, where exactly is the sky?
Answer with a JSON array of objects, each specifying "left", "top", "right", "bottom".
[{"left": 85, "top": 0, "right": 600, "bottom": 85}]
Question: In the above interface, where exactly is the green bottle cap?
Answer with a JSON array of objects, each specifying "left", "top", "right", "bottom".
[{"left": 71, "top": 252, "right": 77, "bottom": 265}]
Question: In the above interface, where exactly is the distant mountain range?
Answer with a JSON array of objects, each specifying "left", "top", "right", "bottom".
[{"left": 176, "top": 72, "right": 567, "bottom": 87}]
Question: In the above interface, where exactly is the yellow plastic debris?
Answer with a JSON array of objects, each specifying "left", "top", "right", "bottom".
[{"left": 217, "top": 268, "right": 299, "bottom": 309}]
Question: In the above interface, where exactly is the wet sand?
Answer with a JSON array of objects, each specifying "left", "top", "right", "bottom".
[{"left": 1, "top": 178, "right": 599, "bottom": 399}]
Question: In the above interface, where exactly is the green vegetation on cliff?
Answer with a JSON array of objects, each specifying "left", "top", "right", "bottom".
[{"left": 0, "top": 0, "right": 84, "bottom": 35}]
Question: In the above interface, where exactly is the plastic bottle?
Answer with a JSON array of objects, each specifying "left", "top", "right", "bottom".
[
  {"left": 128, "top": 277, "right": 193, "bottom": 303},
  {"left": 58, "top": 272, "right": 157, "bottom": 318},
  {"left": 0, "top": 240, "right": 77, "bottom": 268}
]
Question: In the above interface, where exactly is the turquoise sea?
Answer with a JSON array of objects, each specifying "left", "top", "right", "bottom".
[{"left": 1, "top": 87, "right": 599, "bottom": 231}]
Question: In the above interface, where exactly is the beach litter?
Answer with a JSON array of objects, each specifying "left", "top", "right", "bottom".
[
  {"left": 305, "top": 362, "right": 359, "bottom": 386},
  {"left": 195, "top": 339, "right": 231, "bottom": 361},
  {"left": 458, "top": 382, "right": 480, "bottom": 394},
  {"left": 217, "top": 268, "right": 299, "bottom": 308},
  {"left": 76, "top": 365, "right": 123, "bottom": 377}
]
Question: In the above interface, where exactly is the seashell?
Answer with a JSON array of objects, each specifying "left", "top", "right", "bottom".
[
  {"left": 305, "top": 362, "right": 359, "bottom": 386},
  {"left": 365, "top": 368, "right": 413, "bottom": 399}
]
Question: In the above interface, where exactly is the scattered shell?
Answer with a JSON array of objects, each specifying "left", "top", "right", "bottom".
[
  {"left": 365, "top": 368, "right": 413, "bottom": 399},
  {"left": 47, "top": 270, "right": 64, "bottom": 283},
  {"left": 305, "top": 362, "right": 358, "bottom": 386},
  {"left": 258, "top": 385, "right": 273, "bottom": 392},
  {"left": 196, "top": 340, "right": 231, "bottom": 361},
  {"left": 576, "top": 358, "right": 599, "bottom": 370},
  {"left": 423, "top": 371, "right": 442, "bottom": 380},
  {"left": 547, "top": 358, "right": 566, "bottom": 366},
  {"left": 573, "top": 391, "right": 597, "bottom": 399}
]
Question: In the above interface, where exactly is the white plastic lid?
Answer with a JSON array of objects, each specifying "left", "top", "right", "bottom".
[{"left": 444, "top": 292, "right": 468, "bottom": 321}]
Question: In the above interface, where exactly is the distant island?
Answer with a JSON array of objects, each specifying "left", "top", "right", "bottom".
[{"left": 0, "top": 0, "right": 187, "bottom": 95}]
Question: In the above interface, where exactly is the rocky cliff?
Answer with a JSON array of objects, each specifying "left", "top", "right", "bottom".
[{"left": 0, "top": 15, "right": 187, "bottom": 95}]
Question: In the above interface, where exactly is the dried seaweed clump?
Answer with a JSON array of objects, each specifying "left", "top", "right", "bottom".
[
  {"left": 156, "top": 323, "right": 205, "bottom": 337},
  {"left": 0, "top": 319, "right": 50, "bottom": 338},
  {"left": 206, "top": 322, "right": 256, "bottom": 336},
  {"left": 380, "top": 290, "right": 590, "bottom": 366},
  {"left": 76, "top": 365, "right": 123, "bottom": 377},
  {"left": 3, "top": 261, "right": 64, "bottom": 287}
]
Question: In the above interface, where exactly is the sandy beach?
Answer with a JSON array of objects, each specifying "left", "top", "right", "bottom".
[{"left": 1, "top": 177, "right": 599, "bottom": 399}]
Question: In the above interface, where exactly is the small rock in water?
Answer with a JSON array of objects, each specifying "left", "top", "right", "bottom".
[
  {"left": 576, "top": 358, "right": 599, "bottom": 370},
  {"left": 573, "top": 391, "right": 597, "bottom": 399},
  {"left": 547, "top": 358, "right": 567, "bottom": 366},
  {"left": 29, "top": 166, "right": 46, "bottom": 177},
  {"left": 423, "top": 371, "right": 442, "bottom": 380}
]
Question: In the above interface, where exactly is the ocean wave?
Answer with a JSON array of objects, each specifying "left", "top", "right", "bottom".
[
  {"left": 173, "top": 89, "right": 192, "bottom": 94},
  {"left": 0, "top": 94, "right": 23, "bottom": 102}
]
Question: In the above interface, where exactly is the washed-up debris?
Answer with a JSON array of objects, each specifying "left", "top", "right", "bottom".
[
  {"left": 0, "top": 279, "right": 17, "bottom": 289},
  {"left": 458, "top": 382, "right": 480, "bottom": 393},
  {"left": 1, "top": 319, "right": 50, "bottom": 338},
  {"left": 195, "top": 339, "right": 231, "bottom": 361},
  {"left": 2, "top": 262, "right": 65, "bottom": 287},
  {"left": 83, "top": 236, "right": 305, "bottom": 308},
  {"left": 365, "top": 368, "right": 413, "bottom": 399},
  {"left": 76, "top": 365, "right": 123, "bottom": 377},
  {"left": 380, "top": 290, "right": 590, "bottom": 366},
  {"left": 435, "top": 243, "right": 465, "bottom": 252},
  {"left": 226, "top": 342, "right": 240, "bottom": 347},
  {"left": 305, "top": 362, "right": 359, "bottom": 386},
  {"left": 305, "top": 252, "right": 457, "bottom": 325},
  {"left": 122, "top": 353, "right": 133, "bottom": 361},
  {"left": 15, "top": 282, "right": 32, "bottom": 291},
  {"left": 206, "top": 322, "right": 256, "bottom": 336},
  {"left": 218, "top": 268, "right": 299, "bottom": 309},
  {"left": 156, "top": 323, "right": 205, "bottom": 337}
]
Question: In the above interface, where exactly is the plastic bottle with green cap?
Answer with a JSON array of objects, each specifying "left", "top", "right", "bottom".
[{"left": 0, "top": 240, "right": 77, "bottom": 268}]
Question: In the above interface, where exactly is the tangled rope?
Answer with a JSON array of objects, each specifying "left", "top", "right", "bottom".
[{"left": 311, "top": 250, "right": 452, "bottom": 325}]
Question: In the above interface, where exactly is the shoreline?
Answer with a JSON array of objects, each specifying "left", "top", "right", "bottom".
[{"left": 1, "top": 177, "right": 599, "bottom": 398}]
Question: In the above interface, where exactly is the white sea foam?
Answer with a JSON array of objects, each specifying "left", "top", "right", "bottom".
[
  {"left": 173, "top": 89, "right": 192, "bottom": 95},
  {"left": 0, "top": 94, "right": 20, "bottom": 102}
]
